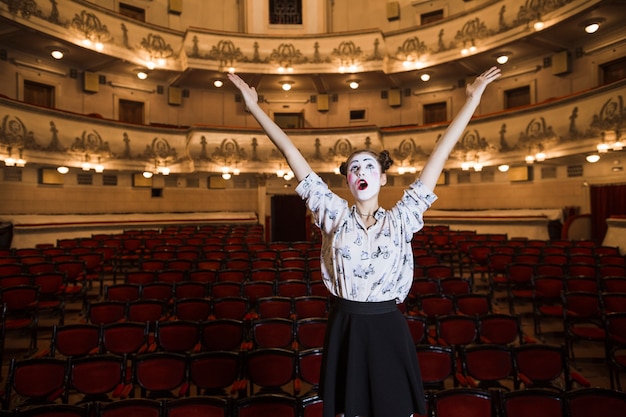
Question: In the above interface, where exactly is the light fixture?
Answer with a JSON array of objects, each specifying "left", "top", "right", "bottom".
[
  {"left": 473, "top": 161, "right": 483, "bottom": 172},
  {"left": 280, "top": 81, "right": 293, "bottom": 91},
  {"left": 3, "top": 147, "right": 26, "bottom": 167},
  {"left": 461, "top": 161, "right": 471, "bottom": 171},
  {"left": 535, "top": 152, "right": 546, "bottom": 162},
  {"left": 94, "top": 164, "right": 104, "bottom": 173},
  {"left": 613, "top": 140, "right": 624, "bottom": 151},
  {"left": 213, "top": 79, "right": 224, "bottom": 88},
  {"left": 81, "top": 162, "right": 91, "bottom": 171},
  {"left": 50, "top": 49, "right": 65, "bottom": 60},
  {"left": 146, "top": 61, "right": 156, "bottom": 70},
  {"left": 283, "top": 170, "right": 294, "bottom": 181},
  {"left": 221, "top": 166, "right": 231, "bottom": 180},
  {"left": 276, "top": 167, "right": 285, "bottom": 177},
  {"left": 586, "top": 154, "right": 600, "bottom": 163},
  {"left": 581, "top": 18, "right": 604, "bottom": 34},
  {"left": 348, "top": 80, "right": 360, "bottom": 89},
  {"left": 137, "top": 71, "right": 148, "bottom": 80},
  {"left": 419, "top": 73, "right": 431, "bottom": 82},
  {"left": 498, "top": 164, "right": 510, "bottom": 172},
  {"left": 525, "top": 154, "right": 535, "bottom": 164},
  {"left": 494, "top": 51, "right": 511, "bottom": 65},
  {"left": 534, "top": 21, "right": 545, "bottom": 30},
  {"left": 142, "top": 171, "right": 153, "bottom": 178},
  {"left": 57, "top": 166, "right": 69, "bottom": 174},
  {"left": 157, "top": 166, "right": 170, "bottom": 175},
  {"left": 597, "top": 142, "right": 610, "bottom": 153}
]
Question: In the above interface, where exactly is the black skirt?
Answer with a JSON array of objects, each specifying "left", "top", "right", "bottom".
[{"left": 320, "top": 297, "right": 426, "bottom": 417}]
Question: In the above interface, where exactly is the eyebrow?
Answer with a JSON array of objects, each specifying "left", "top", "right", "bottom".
[{"left": 348, "top": 156, "right": 375, "bottom": 167}]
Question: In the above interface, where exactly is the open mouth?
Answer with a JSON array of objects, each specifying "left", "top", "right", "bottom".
[{"left": 357, "top": 180, "right": 368, "bottom": 190}]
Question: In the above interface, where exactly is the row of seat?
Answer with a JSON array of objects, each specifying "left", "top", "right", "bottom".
[
  {"left": 4, "top": 386, "right": 622, "bottom": 417},
  {"left": 1, "top": 361, "right": 626, "bottom": 417}
]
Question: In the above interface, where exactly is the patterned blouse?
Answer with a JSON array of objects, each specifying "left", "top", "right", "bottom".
[{"left": 295, "top": 172, "right": 437, "bottom": 303}]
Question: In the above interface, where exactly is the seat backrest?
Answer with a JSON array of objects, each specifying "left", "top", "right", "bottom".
[
  {"left": 163, "top": 396, "right": 229, "bottom": 417},
  {"left": 433, "top": 388, "right": 495, "bottom": 417},
  {"left": 188, "top": 351, "right": 241, "bottom": 395},
  {"left": 101, "top": 321, "right": 149, "bottom": 355},
  {"left": 502, "top": 389, "right": 565, "bottom": 417},
  {"left": 200, "top": 319, "right": 245, "bottom": 351},
  {"left": 51, "top": 323, "right": 101, "bottom": 357},
  {"left": 566, "top": 388, "right": 626, "bottom": 417}
]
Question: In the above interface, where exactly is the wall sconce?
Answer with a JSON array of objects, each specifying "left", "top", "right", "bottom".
[
  {"left": 586, "top": 154, "right": 600, "bottom": 163},
  {"left": 156, "top": 166, "right": 170, "bottom": 175},
  {"left": 57, "top": 166, "right": 69, "bottom": 174},
  {"left": 221, "top": 167, "right": 231, "bottom": 180},
  {"left": 597, "top": 131, "right": 623, "bottom": 153},
  {"left": 4, "top": 147, "right": 26, "bottom": 167}
]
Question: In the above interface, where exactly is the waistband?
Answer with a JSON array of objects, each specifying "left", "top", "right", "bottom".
[{"left": 332, "top": 297, "right": 398, "bottom": 315}]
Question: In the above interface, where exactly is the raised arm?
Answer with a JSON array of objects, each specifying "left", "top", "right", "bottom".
[
  {"left": 228, "top": 73, "right": 313, "bottom": 181},
  {"left": 418, "top": 66, "right": 501, "bottom": 191}
]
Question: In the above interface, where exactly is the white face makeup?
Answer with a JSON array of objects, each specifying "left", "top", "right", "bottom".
[{"left": 346, "top": 153, "right": 384, "bottom": 201}]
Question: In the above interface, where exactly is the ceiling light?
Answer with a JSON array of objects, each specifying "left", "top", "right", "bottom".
[
  {"left": 419, "top": 73, "right": 431, "bottom": 82},
  {"left": 534, "top": 21, "right": 545, "bottom": 30},
  {"left": 213, "top": 79, "right": 224, "bottom": 88},
  {"left": 348, "top": 80, "right": 360, "bottom": 89},
  {"left": 142, "top": 171, "right": 153, "bottom": 178},
  {"left": 222, "top": 172, "right": 231, "bottom": 180},
  {"left": 50, "top": 49, "right": 65, "bottom": 60},
  {"left": 535, "top": 152, "right": 546, "bottom": 162},
  {"left": 281, "top": 81, "right": 293, "bottom": 91},
  {"left": 525, "top": 155, "right": 535, "bottom": 164},
  {"left": 586, "top": 154, "right": 600, "bottom": 163},
  {"left": 581, "top": 18, "right": 604, "bottom": 34},
  {"left": 94, "top": 164, "right": 104, "bottom": 173},
  {"left": 57, "top": 166, "right": 69, "bottom": 174},
  {"left": 498, "top": 164, "right": 510, "bottom": 172},
  {"left": 137, "top": 71, "right": 148, "bottom": 80},
  {"left": 496, "top": 55, "right": 509, "bottom": 64}
]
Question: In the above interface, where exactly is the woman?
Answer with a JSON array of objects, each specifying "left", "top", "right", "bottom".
[{"left": 229, "top": 66, "right": 500, "bottom": 417}]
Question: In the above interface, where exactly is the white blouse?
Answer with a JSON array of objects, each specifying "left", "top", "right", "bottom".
[{"left": 295, "top": 172, "right": 437, "bottom": 303}]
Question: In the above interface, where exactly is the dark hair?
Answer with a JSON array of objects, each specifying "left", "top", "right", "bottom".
[{"left": 339, "top": 150, "right": 394, "bottom": 176}]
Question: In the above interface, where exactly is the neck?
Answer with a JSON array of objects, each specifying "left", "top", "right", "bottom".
[{"left": 356, "top": 207, "right": 378, "bottom": 217}]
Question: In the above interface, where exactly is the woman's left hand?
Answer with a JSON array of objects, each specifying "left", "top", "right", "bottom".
[{"left": 466, "top": 66, "right": 501, "bottom": 99}]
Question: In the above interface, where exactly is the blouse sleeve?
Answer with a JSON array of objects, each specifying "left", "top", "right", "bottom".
[
  {"left": 393, "top": 179, "right": 438, "bottom": 241},
  {"left": 295, "top": 172, "right": 349, "bottom": 234}
]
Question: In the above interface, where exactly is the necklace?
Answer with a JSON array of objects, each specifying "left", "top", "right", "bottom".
[{"left": 356, "top": 208, "right": 378, "bottom": 218}]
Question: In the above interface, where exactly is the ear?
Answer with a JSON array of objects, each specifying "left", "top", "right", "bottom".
[{"left": 380, "top": 173, "right": 387, "bottom": 186}]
